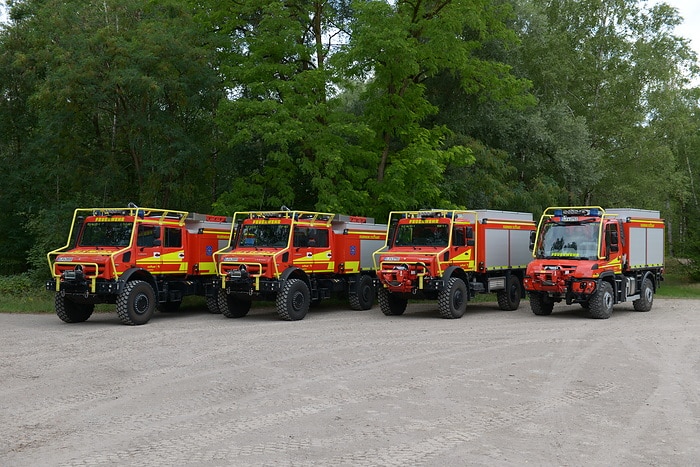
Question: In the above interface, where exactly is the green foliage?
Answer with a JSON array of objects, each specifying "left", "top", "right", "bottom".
[{"left": 0, "top": 272, "right": 41, "bottom": 297}]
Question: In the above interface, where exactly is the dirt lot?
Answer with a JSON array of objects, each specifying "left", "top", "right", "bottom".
[{"left": 1, "top": 298, "right": 698, "bottom": 466}]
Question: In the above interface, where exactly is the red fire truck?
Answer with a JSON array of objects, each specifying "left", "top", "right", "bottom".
[
  {"left": 46, "top": 206, "right": 231, "bottom": 325},
  {"left": 373, "top": 210, "right": 536, "bottom": 318},
  {"left": 523, "top": 207, "right": 665, "bottom": 318},
  {"left": 215, "top": 210, "right": 386, "bottom": 320}
]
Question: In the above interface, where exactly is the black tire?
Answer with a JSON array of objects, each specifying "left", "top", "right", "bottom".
[
  {"left": 633, "top": 277, "right": 654, "bottom": 312},
  {"left": 589, "top": 281, "right": 614, "bottom": 319},
  {"left": 116, "top": 280, "right": 156, "bottom": 325},
  {"left": 220, "top": 292, "right": 252, "bottom": 318},
  {"left": 438, "top": 277, "right": 468, "bottom": 319},
  {"left": 276, "top": 279, "right": 310, "bottom": 321},
  {"left": 497, "top": 275, "right": 522, "bottom": 311},
  {"left": 530, "top": 292, "right": 554, "bottom": 316},
  {"left": 55, "top": 293, "right": 94, "bottom": 323},
  {"left": 377, "top": 287, "right": 407, "bottom": 316},
  {"left": 206, "top": 289, "right": 221, "bottom": 314},
  {"left": 349, "top": 274, "right": 376, "bottom": 310}
]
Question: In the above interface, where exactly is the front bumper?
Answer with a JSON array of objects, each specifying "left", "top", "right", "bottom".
[{"left": 46, "top": 278, "right": 123, "bottom": 296}]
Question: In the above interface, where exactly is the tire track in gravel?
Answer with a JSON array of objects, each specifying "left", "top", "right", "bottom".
[
  {"left": 2, "top": 300, "right": 697, "bottom": 466},
  {"left": 50, "top": 336, "right": 605, "bottom": 466},
  {"left": 583, "top": 333, "right": 700, "bottom": 466}
]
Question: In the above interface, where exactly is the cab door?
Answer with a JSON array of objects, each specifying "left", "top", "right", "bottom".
[
  {"left": 292, "top": 226, "right": 333, "bottom": 273},
  {"left": 160, "top": 227, "right": 187, "bottom": 274},
  {"left": 135, "top": 224, "right": 162, "bottom": 272},
  {"left": 449, "top": 224, "right": 475, "bottom": 271}
]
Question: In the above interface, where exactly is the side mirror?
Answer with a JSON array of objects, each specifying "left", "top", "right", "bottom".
[{"left": 529, "top": 231, "right": 536, "bottom": 250}]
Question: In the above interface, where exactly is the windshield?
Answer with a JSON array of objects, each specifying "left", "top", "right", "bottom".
[
  {"left": 79, "top": 222, "right": 133, "bottom": 247},
  {"left": 393, "top": 223, "right": 449, "bottom": 247},
  {"left": 237, "top": 224, "right": 291, "bottom": 248},
  {"left": 538, "top": 221, "right": 600, "bottom": 259}
]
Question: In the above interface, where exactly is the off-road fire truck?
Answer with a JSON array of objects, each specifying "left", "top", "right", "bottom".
[
  {"left": 46, "top": 206, "right": 231, "bottom": 325},
  {"left": 523, "top": 207, "right": 665, "bottom": 319},
  {"left": 373, "top": 210, "right": 536, "bottom": 318},
  {"left": 214, "top": 211, "right": 386, "bottom": 320}
]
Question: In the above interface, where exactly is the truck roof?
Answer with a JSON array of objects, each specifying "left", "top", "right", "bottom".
[{"left": 605, "top": 209, "right": 661, "bottom": 220}]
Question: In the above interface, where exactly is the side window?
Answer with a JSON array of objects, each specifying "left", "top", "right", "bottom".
[
  {"left": 137, "top": 225, "right": 159, "bottom": 247},
  {"left": 293, "top": 227, "right": 330, "bottom": 247},
  {"left": 453, "top": 227, "right": 465, "bottom": 246},
  {"left": 606, "top": 223, "right": 619, "bottom": 253},
  {"left": 164, "top": 228, "right": 182, "bottom": 248},
  {"left": 293, "top": 227, "right": 308, "bottom": 247},
  {"left": 309, "top": 229, "right": 329, "bottom": 247}
]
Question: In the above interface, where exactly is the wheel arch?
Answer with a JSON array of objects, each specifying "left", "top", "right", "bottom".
[
  {"left": 596, "top": 272, "right": 618, "bottom": 302},
  {"left": 641, "top": 270, "right": 659, "bottom": 291},
  {"left": 279, "top": 267, "right": 310, "bottom": 288},
  {"left": 443, "top": 266, "right": 468, "bottom": 283},
  {"left": 120, "top": 268, "right": 158, "bottom": 294}
]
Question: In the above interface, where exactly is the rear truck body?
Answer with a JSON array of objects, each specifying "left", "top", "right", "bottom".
[
  {"left": 523, "top": 206, "right": 664, "bottom": 319},
  {"left": 46, "top": 206, "right": 231, "bottom": 325},
  {"left": 373, "top": 210, "right": 536, "bottom": 318},
  {"left": 214, "top": 211, "right": 387, "bottom": 320}
]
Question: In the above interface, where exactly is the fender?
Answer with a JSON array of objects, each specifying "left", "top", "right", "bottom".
[
  {"left": 641, "top": 270, "right": 657, "bottom": 291},
  {"left": 279, "top": 267, "right": 309, "bottom": 288},
  {"left": 595, "top": 271, "right": 618, "bottom": 303},
  {"left": 119, "top": 268, "right": 158, "bottom": 295},
  {"left": 442, "top": 266, "right": 467, "bottom": 283}
]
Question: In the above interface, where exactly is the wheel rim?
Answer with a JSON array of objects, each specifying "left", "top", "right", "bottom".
[
  {"left": 645, "top": 286, "right": 653, "bottom": 303},
  {"left": 509, "top": 284, "right": 519, "bottom": 302},
  {"left": 292, "top": 291, "right": 304, "bottom": 311},
  {"left": 453, "top": 288, "right": 464, "bottom": 309},
  {"left": 134, "top": 293, "right": 150, "bottom": 315},
  {"left": 604, "top": 291, "right": 613, "bottom": 309},
  {"left": 361, "top": 285, "right": 371, "bottom": 302}
]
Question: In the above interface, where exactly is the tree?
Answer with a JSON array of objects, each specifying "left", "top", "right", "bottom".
[
  {"left": 205, "top": 0, "right": 378, "bottom": 215},
  {"left": 515, "top": 0, "right": 697, "bottom": 207},
  {"left": 0, "top": 0, "right": 223, "bottom": 272}
]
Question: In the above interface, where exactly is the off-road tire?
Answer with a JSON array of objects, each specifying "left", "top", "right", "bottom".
[
  {"left": 349, "top": 274, "right": 375, "bottom": 310},
  {"left": 276, "top": 279, "right": 310, "bottom": 321},
  {"left": 206, "top": 289, "right": 221, "bottom": 314},
  {"left": 116, "top": 280, "right": 156, "bottom": 325},
  {"left": 633, "top": 277, "right": 654, "bottom": 312},
  {"left": 219, "top": 292, "right": 252, "bottom": 318},
  {"left": 55, "top": 293, "right": 94, "bottom": 323},
  {"left": 530, "top": 292, "right": 554, "bottom": 316},
  {"left": 497, "top": 275, "right": 522, "bottom": 311},
  {"left": 588, "top": 281, "right": 613, "bottom": 319},
  {"left": 438, "top": 277, "right": 468, "bottom": 319},
  {"left": 378, "top": 287, "right": 407, "bottom": 316}
]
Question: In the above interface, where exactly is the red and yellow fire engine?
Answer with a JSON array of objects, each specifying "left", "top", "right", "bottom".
[
  {"left": 47, "top": 206, "right": 231, "bottom": 325},
  {"left": 523, "top": 206, "right": 665, "bottom": 318},
  {"left": 373, "top": 210, "right": 536, "bottom": 318},
  {"left": 215, "top": 210, "right": 386, "bottom": 320}
]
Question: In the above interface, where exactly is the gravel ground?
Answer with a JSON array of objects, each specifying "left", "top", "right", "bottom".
[{"left": 1, "top": 298, "right": 698, "bottom": 466}]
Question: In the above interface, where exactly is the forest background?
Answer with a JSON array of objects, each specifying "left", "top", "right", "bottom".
[{"left": 2, "top": 0, "right": 700, "bottom": 282}]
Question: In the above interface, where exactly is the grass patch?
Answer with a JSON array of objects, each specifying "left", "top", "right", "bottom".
[
  {"left": 656, "top": 257, "right": 700, "bottom": 298},
  {"left": 0, "top": 294, "right": 55, "bottom": 313}
]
